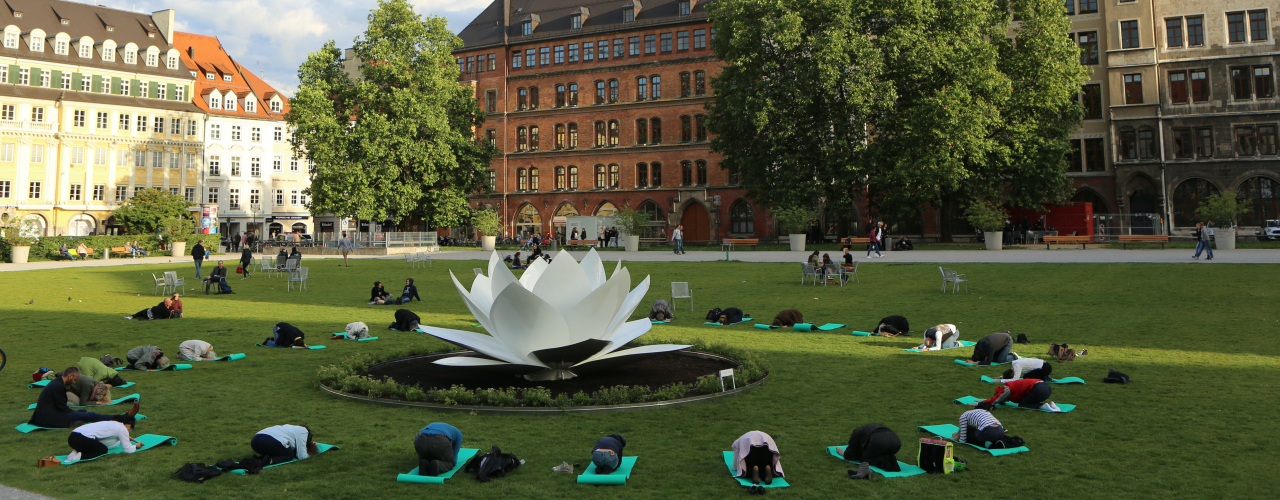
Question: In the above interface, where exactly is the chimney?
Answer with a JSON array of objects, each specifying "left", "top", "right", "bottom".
[
  {"left": 187, "top": 46, "right": 194, "bottom": 59},
  {"left": 151, "top": 9, "right": 175, "bottom": 44}
]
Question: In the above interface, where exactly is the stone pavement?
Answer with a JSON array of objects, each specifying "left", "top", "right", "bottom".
[
  {"left": 0, "top": 485, "right": 56, "bottom": 500},
  {"left": 3, "top": 247, "right": 1277, "bottom": 272}
]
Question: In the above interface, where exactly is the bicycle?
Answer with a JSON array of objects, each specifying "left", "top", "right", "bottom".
[{"left": 0, "top": 347, "right": 7, "bottom": 372}]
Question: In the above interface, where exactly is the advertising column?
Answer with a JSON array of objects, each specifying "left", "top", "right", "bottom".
[{"left": 201, "top": 204, "right": 219, "bottom": 234}]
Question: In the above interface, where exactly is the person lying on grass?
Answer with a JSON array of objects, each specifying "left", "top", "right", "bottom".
[
  {"left": 416, "top": 423, "right": 464, "bottom": 476},
  {"left": 917, "top": 324, "right": 960, "bottom": 350},
  {"left": 123, "top": 298, "right": 176, "bottom": 321},
  {"left": 649, "top": 300, "right": 675, "bottom": 321},
  {"left": 720, "top": 307, "right": 746, "bottom": 325},
  {"left": 731, "top": 431, "right": 784, "bottom": 495},
  {"left": 265, "top": 323, "right": 308, "bottom": 348},
  {"left": 591, "top": 434, "right": 627, "bottom": 475},
  {"left": 63, "top": 418, "right": 140, "bottom": 463},
  {"left": 998, "top": 357, "right": 1053, "bottom": 382},
  {"left": 844, "top": 424, "right": 902, "bottom": 480},
  {"left": 125, "top": 346, "right": 169, "bottom": 371},
  {"left": 970, "top": 378, "right": 1061, "bottom": 412},
  {"left": 390, "top": 309, "right": 421, "bottom": 332},
  {"left": 252, "top": 425, "right": 318, "bottom": 465},
  {"left": 29, "top": 367, "right": 139, "bottom": 429},
  {"left": 958, "top": 332, "right": 1017, "bottom": 366},
  {"left": 771, "top": 309, "right": 802, "bottom": 327},
  {"left": 873, "top": 315, "right": 909, "bottom": 337},
  {"left": 168, "top": 293, "right": 184, "bottom": 318},
  {"left": 178, "top": 340, "right": 217, "bottom": 361}
]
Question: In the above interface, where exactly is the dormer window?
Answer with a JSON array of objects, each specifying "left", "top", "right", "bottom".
[
  {"left": 60, "top": 19, "right": 69, "bottom": 25},
  {"left": 624, "top": 8, "right": 635, "bottom": 22},
  {"left": 146, "top": 52, "right": 157, "bottom": 67},
  {"left": 3, "top": 32, "right": 17, "bottom": 49},
  {"left": 223, "top": 74, "right": 232, "bottom": 82},
  {"left": 29, "top": 34, "right": 44, "bottom": 52},
  {"left": 103, "top": 47, "right": 115, "bottom": 62},
  {"left": 13, "top": 11, "right": 21, "bottom": 18},
  {"left": 124, "top": 50, "right": 136, "bottom": 64},
  {"left": 522, "top": 21, "right": 532, "bottom": 36},
  {"left": 167, "top": 55, "right": 178, "bottom": 69},
  {"left": 54, "top": 39, "right": 67, "bottom": 55},
  {"left": 78, "top": 41, "right": 91, "bottom": 58},
  {"left": 572, "top": 15, "right": 582, "bottom": 29},
  {"left": 206, "top": 72, "right": 214, "bottom": 80},
  {"left": 225, "top": 98, "right": 236, "bottom": 111},
  {"left": 270, "top": 100, "right": 282, "bottom": 112},
  {"left": 211, "top": 95, "right": 221, "bottom": 109},
  {"left": 680, "top": 1, "right": 691, "bottom": 15},
  {"left": 106, "top": 25, "right": 114, "bottom": 32},
  {"left": 246, "top": 99, "right": 256, "bottom": 113}
]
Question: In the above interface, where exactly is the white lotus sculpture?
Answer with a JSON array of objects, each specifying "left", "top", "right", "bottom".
[{"left": 422, "top": 249, "right": 690, "bottom": 381}]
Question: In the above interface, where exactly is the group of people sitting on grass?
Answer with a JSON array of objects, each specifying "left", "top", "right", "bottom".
[
  {"left": 123, "top": 293, "right": 184, "bottom": 320},
  {"left": 507, "top": 245, "right": 551, "bottom": 269},
  {"left": 369, "top": 279, "right": 420, "bottom": 305}
]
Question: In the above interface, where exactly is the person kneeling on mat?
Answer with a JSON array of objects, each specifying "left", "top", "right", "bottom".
[
  {"left": 959, "top": 331, "right": 1016, "bottom": 366},
  {"left": 845, "top": 424, "right": 902, "bottom": 480},
  {"left": 64, "top": 417, "right": 138, "bottom": 463},
  {"left": 390, "top": 309, "right": 421, "bottom": 332},
  {"left": 649, "top": 300, "right": 675, "bottom": 321},
  {"left": 731, "top": 431, "right": 784, "bottom": 495},
  {"left": 771, "top": 309, "right": 803, "bottom": 327},
  {"left": 265, "top": 323, "right": 308, "bottom": 348},
  {"left": 415, "top": 422, "right": 463, "bottom": 476},
  {"left": 29, "top": 367, "right": 139, "bottom": 429},
  {"left": 40, "top": 357, "right": 128, "bottom": 388},
  {"left": 344, "top": 322, "right": 371, "bottom": 340},
  {"left": 720, "top": 307, "right": 746, "bottom": 325},
  {"left": 918, "top": 324, "right": 960, "bottom": 350},
  {"left": 973, "top": 378, "right": 1060, "bottom": 412},
  {"left": 999, "top": 357, "right": 1052, "bottom": 382},
  {"left": 251, "top": 425, "right": 317, "bottom": 465},
  {"left": 125, "top": 346, "right": 169, "bottom": 371},
  {"left": 954, "top": 403, "right": 1008, "bottom": 446},
  {"left": 591, "top": 434, "right": 626, "bottom": 474},
  {"left": 178, "top": 340, "right": 217, "bottom": 361},
  {"left": 873, "top": 316, "right": 909, "bottom": 337}
]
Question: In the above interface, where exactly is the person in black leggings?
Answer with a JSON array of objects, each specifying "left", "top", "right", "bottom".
[
  {"left": 250, "top": 425, "right": 317, "bottom": 465},
  {"left": 844, "top": 424, "right": 902, "bottom": 479}
]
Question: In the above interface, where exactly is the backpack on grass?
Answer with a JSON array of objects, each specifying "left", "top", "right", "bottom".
[
  {"left": 705, "top": 308, "right": 723, "bottom": 321},
  {"left": 177, "top": 463, "right": 223, "bottom": 483},
  {"left": 917, "top": 438, "right": 955, "bottom": 474}
]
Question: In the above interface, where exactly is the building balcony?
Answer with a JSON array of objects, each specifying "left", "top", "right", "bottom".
[{"left": 0, "top": 120, "right": 56, "bottom": 131}]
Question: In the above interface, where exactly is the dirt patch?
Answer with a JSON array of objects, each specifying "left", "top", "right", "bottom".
[{"left": 366, "top": 352, "right": 738, "bottom": 398}]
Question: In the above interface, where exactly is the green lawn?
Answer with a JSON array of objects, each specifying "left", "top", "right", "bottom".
[{"left": 0, "top": 258, "right": 1276, "bottom": 499}]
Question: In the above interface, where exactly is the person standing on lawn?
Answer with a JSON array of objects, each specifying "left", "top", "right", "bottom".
[
  {"left": 191, "top": 240, "right": 206, "bottom": 278},
  {"left": 338, "top": 232, "right": 354, "bottom": 267},
  {"left": 671, "top": 225, "right": 685, "bottom": 254},
  {"left": 415, "top": 423, "right": 464, "bottom": 476},
  {"left": 239, "top": 246, "right": 254, "bottom": 279},
  {"left": 1192, "top": 222, "right": 1214, "bottom": 260},
  {"left": 866, "top": 221, "right": 882, "bottom": 258}
]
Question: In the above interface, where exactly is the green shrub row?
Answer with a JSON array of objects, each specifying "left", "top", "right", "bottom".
[
  {"left": 0, "top": 234, "right": 224, "bottom": 262},
  {"left": 316, "top": 339, "right": 766, "bottom": 407}
]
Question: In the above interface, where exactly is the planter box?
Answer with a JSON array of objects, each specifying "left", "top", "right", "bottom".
[
  {"left": 481, "top": 236, "right": 496, "bottom": 252},
  {"left": 984, "top": 232, "right": 1002, "bottom": 251},
  {"left": 789, "top": 234, "right": 806, "bottom": 252},
  {"left": 10, "top": 245, "right": 30, "bottom": 264},
  {"left": 170, "top": 241, "right": 186, "bottom": 258},
  {"left": 1215, "top": 228, "right": 1236, "bottom": 250},
  {"left": 624, "top": 235, "right": 640, "bottom": 252}
]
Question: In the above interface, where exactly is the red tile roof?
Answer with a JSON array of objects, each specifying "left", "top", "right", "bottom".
[{"left": 173, "top": 31, "right": 287, "bottom": 120}]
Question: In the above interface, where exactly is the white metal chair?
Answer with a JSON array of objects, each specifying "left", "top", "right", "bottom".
[
  {"left": 163, "top": 271, "right": 185, "bottom": 294},
  {"left": 472, "top": 268, "right": 483, "bottom": 278},
  {"left": 257, "top": 257, "right": 272, "bottom": 273},
  {"left": 801, "top": 263, "right": 821, "bottom": 286},
  {"left": 405, "top": 253, "right": 419, "bottom": 269},
  {"left": 418, "top": 252, "right": 432, "bottom": 268},
  {"left": 288, "top": 268, "right": 309, "bottom": 291},
  {"left": 151, "top": 273, "right": 168, "bottom": 295},
  {"left": 280, "top": 258, "right": 299, "bottom": 278},
  {"left": 822, "top": 264, "right": 845, "bottom": 287},
  {"left": 671, "top": 282, "right": 693, "bottom": 311},
  {"left": 843, "top": 261, "right": 860, "bottom": 284},
  {"left": 940, "top": 267, "right": 969, "bottom": 294}
]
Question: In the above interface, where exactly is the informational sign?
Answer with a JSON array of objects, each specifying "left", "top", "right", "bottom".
[{"left": 200, "top": 204, "right": 219, "bottom": 234}]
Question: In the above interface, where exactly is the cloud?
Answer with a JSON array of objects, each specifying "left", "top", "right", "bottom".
[{"left": 94, "top": 0, "right": 489, "bottom": 95}]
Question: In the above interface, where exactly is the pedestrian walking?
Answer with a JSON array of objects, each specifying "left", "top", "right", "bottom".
[
  {"left": 337, "top": 232, "right": 354, "bottom": 267},
  {"left": 1192, "top": 222, "right": 1214, "bottom": 260},
  {"left": 866, "top": 221, "right": 882, "bottom": 258},
  {"left": 191, "top": 240, "right": 206, "bottom": 278},
  {"left": 672, "top": 225, "right": 685, "bottom": 254}
]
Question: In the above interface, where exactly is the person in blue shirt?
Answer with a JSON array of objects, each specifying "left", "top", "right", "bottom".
[{"left": 415, "top": 423, "right": 463, "bottom": 477}]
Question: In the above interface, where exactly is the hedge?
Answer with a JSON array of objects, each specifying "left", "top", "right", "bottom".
[{"left": 1, "top": 235, "right": 222, "bottom": 262}]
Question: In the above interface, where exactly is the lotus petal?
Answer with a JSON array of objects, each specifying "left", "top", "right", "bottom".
[
  {"left": 529, "top": 251, "right": 594, "bottom": 318},
  {"left": 518, "top": 256, "right": 551, "bottom": 289},
  {"left": 449, "top": 271, "right": 496, "bottom": 335},
  {"left": 530, "top": 339, "right": 612, "bottom": 367},
  {"left": 489, "top": 281, "right": 575, "bottom": 358},
  {"left": 563, "top": 266, "right": 632, "bottom": 344},
  {"left": 593, "top": 318, "right": 653, "bottom": 357},
  {"left": 569, "top": 344, "right": 694, "bottom": 375},
  {"left": 418, "top": 325, "right": 532, "bottom": 366},
  {"left": 599, "top": 275, "right": 650, "bottom": 342},
  {"left": 432, "top": 356, "right": 547, "bottom": 376},
  {"left": 471, "top": 253, "right": 519, "bottom": 313},
  {"left": 578, "top": 248, "right": 608, "bottom": 290}
]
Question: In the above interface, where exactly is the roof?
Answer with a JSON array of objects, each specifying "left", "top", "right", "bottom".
[
  {"left": 0, "top": 0, "right": 188, "bottom": 79},
  {"left": 173, "top": 31, "right": 286, "bottom": 120},
  {"left": 0, "top": 84, "right": 202, "bottom": 113},
  {"left": 457, "top": 0, "right": 711, "bottom": 50}
]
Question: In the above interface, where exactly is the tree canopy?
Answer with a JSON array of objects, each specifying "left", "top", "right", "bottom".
[
  {"left": 707, "top": 0, "right": 1089, "bottom": 239},
  {"left": 112, "top": 188, "right": 195, "bottom": 235},
  {"left": 287, "top": 0, "right": 494, "bottom": 228}
]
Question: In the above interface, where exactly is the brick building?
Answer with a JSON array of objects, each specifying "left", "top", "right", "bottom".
[{"left": 453, "top": 0, "right": 766, "bottom": 243}]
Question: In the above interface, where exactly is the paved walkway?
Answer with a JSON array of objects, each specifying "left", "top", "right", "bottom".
[
  {"left": 3, "top": 247, "right": 1277, "bottom": 272},
  {"left": 0, "top": 485, "right": 56, "bottom": 500}
]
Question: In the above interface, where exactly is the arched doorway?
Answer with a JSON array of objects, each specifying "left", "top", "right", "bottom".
[
  {"left": 21, "top": 214, "right": 47, "bottom": 238},
  {"left": 68, "top": 214, "right": 96, "bottom": 236},
  {"left": 1071, "top": 189, "right": 1111, "bottom": 214},
  {"left": 1172, "top": 178, "right": 1220, "bottom": 227},
  {"left": 553, "top": 203, "right": 579, "bottom": 240},
  {"left": 638, "top": 200, "right": 664, "bottom": 238},
  {"left": 515, "top": 203, "right": 542, "bottom": 238},
  {"left": 679, "top": 202, "right": 709, "bottom": 241},
  {"left": 1237, "top": 176, "right": 1277, "bottom": 226},
  {"left": 595, "top": 202, "right": 617, "bottom": 217},
  {"left": 291, "top": 222, "right": 308, "bottom": 234},
  {"left": 269, "top": 222, "right": 284, "bottom": 239}
]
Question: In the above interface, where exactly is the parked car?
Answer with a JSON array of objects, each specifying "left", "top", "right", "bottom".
[{"left": 1258, "top": 220, "right": 1280, "bottom": 241}]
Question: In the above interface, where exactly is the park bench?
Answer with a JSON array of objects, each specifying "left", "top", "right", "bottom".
[
  {"left": 1121, "top": 235, "right": 1172, "bottom": 250},
  {"left": 841, "top": 237, "right": 872, "bottom": 246},
  {"left": 565, "top": 239, "right": 597, "bottom": 249},
  {"left": 110, "top": 246, "right": 135, "bottom": 258},
  {"left": 1117, "top": 235, "right": 1169, "bottom": 249},
  {"left": 1043, "top": 235, "right": 1091, "bottom": 249},
  {"left": 722, "top": 238, "right": 759, "bottom": 251}
]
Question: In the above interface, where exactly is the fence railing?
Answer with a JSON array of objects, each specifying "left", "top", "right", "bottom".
[{"left": 313, "top": 231, "right": 439, "bottom": 248}]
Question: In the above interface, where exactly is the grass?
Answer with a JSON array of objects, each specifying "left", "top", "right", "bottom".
[
  {"left": 0, "top": 257, "right": 1276, "bottom": 499},
  {"left": 489, "top": 242, "right": 987, "bottom": 252}
]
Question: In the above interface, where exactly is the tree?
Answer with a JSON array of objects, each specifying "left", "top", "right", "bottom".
[
  {"left": 1196, "top": 190, "right": 1251, "bottom": 229},
  {"left": 287, "top": 0, "right": 495, "bottom": 228},
  {"left": 112, "top": 189, "right": 194, "bottom": 235}
]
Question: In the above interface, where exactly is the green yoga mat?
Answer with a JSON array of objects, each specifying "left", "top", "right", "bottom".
[
  {"left": 227, "top": 443, "right": 340, "bottom": 475},
  {"left": 980, "top": 375, "right": 1086, "bottom": 385},
  {"left": 28, "top": 393, "right": 139, "bottom": 410},
  {"left": 577, "top": 456, "right": 638, "bottom": 485},
  {"left": 214, "top": 353, "right": 247, "bottom": 361},
  {"left": 722, "top": 451, "right": 789, "bottom": 488},
  {"left": 255, "top": 344, "right": 327, "bottom": 349},
  {"left": 916, "top": 424, "right": 1029, "bottom": 456},
  {"left": 115, "top": 364, "right": 192, "bottom": 371},
  {"left": 16, "top": 415, "right": 147, "bottom": 434},
  {"left": 650, "top": 320, "right": 671, "bottom": 324},
  {"left": 953, "top": 395, "right": 1076, "bottom": 413},
  {"left": 823, "top": 446, "right": 926, "bottom": 478},
  {"left": 903, "top": 340, "right": 976, "bottom": 352},
  {"left": 704, "top": 318, "right": 752, "bottom": 326},
  {"left": 753, "top": 324, "right": 778, "bottom": 329},
  {"left": 331, "top": 333, "right": 379, "bottom": 341},
  {"left": 30, "top": 380, "right": 136, "bottom": 390},
  {"left": 54, "top": 434, "right": 177, "bottom": 464},
  {"left": 396, "top": 448, "right": 480, "bottom": 484},
  {"left": 954, "top": 359, "right": 1010, "bottom": 367},
  {"left": 850, "top": 330, "right": 875, "bottom": 336}
]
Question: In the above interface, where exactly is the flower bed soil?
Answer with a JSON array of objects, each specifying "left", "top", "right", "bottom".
[{"left": 365, "top": 352, "right": 738, "bottom": 398}]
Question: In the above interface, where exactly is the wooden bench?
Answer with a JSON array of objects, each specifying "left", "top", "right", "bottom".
[
  {"left": 841, "top": 237, "right": 872, "bottom": 246},
  {"left": 721, "top": 238, "right": 759, "bottom": 251},
  {"left": 565, "top": 239, "right": 597, "bottom": 248},
  {"left": 110, "top": 246, "right": 133, "bottom": 258},
  {"left": 1042, "top": 235, "right": 1091, "bottom": 249},
  {"left": 1117, "top": 235, "right": 1169, "bottom": 249}
]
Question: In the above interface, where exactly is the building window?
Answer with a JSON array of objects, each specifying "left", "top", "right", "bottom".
[
  {"left": 526, "top": 49, "right": 536, "bottom": 67},
  {"left": 1250, "top": 11, "right": 1268, "bottom": 42},
  {"left": 1174, "top": 129, "right": 1193, "bottom": 158},
  {"left": 251, "top": 127, "right": 261, "bottom": 142},
  {"left": 231, "top": 125, "right": 241, "bottom": 140},
  {"left": 555, "top": 166, "right": 566, "bottom": 189},
  {"left": 94, "top": 148, "right": 107, "bottom": 166},
  {"left": 624, "top": 7, "right": 635, "bottom": 23},
  {"left": 1172, "top": 178, "right": 1219, "bottom": 226},
  {"left": 695, "top": 115, "right": 707, "bottom": 141},
  {"left": 681, "top": 161, "right": 692, "bottom": 185},
  {"left": 1120, "top": 21, "right": 1139, "bottom": 49},
  {"left": 595, "top": 81, "right": 605, "bottom": 104},
  {"left": 680, "top": 72, "right": 691, "bottom": 97},
  {"left": 651, "top": 162, "right": 662, "bottom": 187},
  {"left": 18, "top": 67, "right": 29, "bottom": 85},
  {"left": 731, "top": 201, "right": 754, "bottom": 233},
  {"left": 1256, "top": 66, "right": 1275, "bottom": 99},
  {"left": 530, "top": 126, "right": 540, "bottom": 151},
  {"left": 251, "top": 157, "right": 262, "bottom": 176},
  {"left": 118, "top": 114, "right": 131, "bottom": 131},
  {"left": 1137, "top": 129, "right": 1155, "bottom": 159},
  {"left": 696, "top": 160, "right": 708, "bottom": 185},
  {"left": 660, "top": 33, "right": 673, "bottom": 53},
  {"left": 1169, "top": 71, "right": 1187, "bottom": 103},
  {"left": 569, "top": 43, "right": 578, "bottom": 62},
  {"left": 555, "top": 124, "right": 565, "bottom": 149},
  {"left": 614, "top": 38, "right": 624, "bottom": 58},
  {"left": 1067, "top": 140, "right": 1082, "bottom": 171},
  {"left": 39, "top": 69, "right": 49, "bottom": 87},
  {"left": 644, "top": 34, "right": 656, "bottom": 55},
  {"left": 609, "top": 164, "right": 620, "bottom": 188},
  {"left": 1078, "top": 32, "right": 1098, "bottom": 65},
  {"left": 695, "top": 71, "right": 706, "bottom": 95},
  {"left": 637, "top": 163, "right": 649, "bottom": 188},
  {"left": 1084, "top": 137, "right": 1104, "bottom": 171},
  {"left": 568, "top": 83, "right": 578, "bottom": 106},
  {"left": 1120, "top": 130, "right": 1136, "bottom": 159},
  {"left": 629, "top": 36, "right": 640, "bottom": 56},
  {"left": 595, "top": 121, "right": 606, "bottom": 146},
  {"left": 694, "top": 29, "right": 706, "bottom": 49},
  {"left": 608, "top": 79, "right": 619, "bottom": 103},
  {"left": 1189, "top": 70, "right": 1209, "bottom": 102},
  {"left": 517, "top": 126, "right": 527, "bottom": 151},
  {"left": 554, "top": 45, "right": 564, "bottom": 64},
  {"left": 209, "top": 156, "right": 221, "bottom": 176},
  {"left": 521, "top": 21, "right": 532, "bottom": 36},
  {"left": 584, "top": 41, "right": 594, "bottom": 61},
  {"left": 1080, "top": 83, "right": 1102, "bottom": 118},
  {"left": 540, "top": 47, "right": 550, "bottom": 65},
  {"left": 73, "top": 110, "right": 85, "bottom": 127},
  {"left": 229, "top": 189, "right": 240, "bottom": 209},
  {"left": 1079, "top": 0, "right": 1096, "bottom": 14},
  {"left": 1258, "top": 126, "right": 1278, "bottom": 155},
  {"left": 681, "top": 116, "right": 692, "bottom": 142},
  {"left": 70, "top": 147, "right": 84, "bottom": 164},
  {"left": 568, "top": 123, "right": 578, "bottom": 148},
  {"left": 518, "top": 88, "right": 528, "bottom": 109},
  {"left": 1064, "top": 0, "right": 1074, "bottom": 16},
  {"left": 68, "top": 183, "right": 82, "bottom": 200},
  {"left": 1123, "top": 74, "right": 1143, "bottom": 104},
  {"left": 273, "top": 126, "right": 282, "bottom": 141},
  {"left": 0, "top": 144, "right": 9, "bottom": 162},
  {"left": 1232, "top": 67, "right": 1251, "bottom": 100},
  {"left": 485, "top": 128, "right": 496, "bottom": 147},
  {"left": 568, "top": 166, "right": 578, "bottom": 189},
  {"left": 230, "top": 156, "right": 241, "bottom": 176},
  {"left": 1195, "top": 128, "right": 1213, "bottom": 157},
  {"left": 1228, "top": 12, "right": 1246, "bottom": 43},
  {"left": 651, "top": 118, "right": 663, "bottom": 144},
  {"left": 1187, "top": 16, "right": 1204, "bottom": 46},
  {"left": 594, "top": 165, "right": 606, "bottom": 188},
  {"left": 291, "top": 158, "right": 300, "bottom": 172},
  {"left": 572, "top": 14, "right": 582, "bottom": 29},
  {"left": 291, "top": 190, "right": 300, "bottom": 205},
  {"left": 608, "top": 120, "right": 620, "bottom": 146},
  {"left": 1237, "top": 126, "right": 1258, "bottom": 155},
  {"left": 678, "top": 31, "right": 689, "bottom": 50},
  {"left": 637, "top": 76, "right": 648, "bottom": 100},
  {"left": 636, "top": 119, "right": 648, "bottom": 145},
  {"left": 512, "top": 50, "right": 522, "bottom": 68},
  {"left": 517, "top": 168, "right": 528, "bottom": 191},
  {"left": 680, "top": 0, "right": 691, "bottom": 15},
  {"left": 1166, "top": 18, "right": 1183, "bottom": 47},
  {"left": 29, "top": 145, "right": 43, "bottom": 163},
  {"left": 529, "top": 87, "right": 539, "bottom": 109},
  {"left": 529, "top": 167, "right": 540, "bottom": 191},
  {"left": 486, "top": 90, "right": 496, "bottom": 112},
  {"left": 91, "top": 184, "right": 105, "bottom": 201},
  {"left": 28, "top": 181, "right": 41, "bottom": 199}
]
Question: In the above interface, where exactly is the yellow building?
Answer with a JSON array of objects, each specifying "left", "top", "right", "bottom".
[{"left": 0, "top": 2, "right": 202, "bottom": 236}]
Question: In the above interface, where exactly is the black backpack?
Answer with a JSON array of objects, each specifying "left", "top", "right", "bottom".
[
  {"left": 705, "top": 308, "right": 723, "bottom": 321},
  {"left": 989, "top": 435, "right": 1026, "bottom": 449},
  {"left": 176, "top": 463, "right": 223, "bottom": 483},
  {"left": 464, "top": 446, "right": 522, "bottom": 482}
]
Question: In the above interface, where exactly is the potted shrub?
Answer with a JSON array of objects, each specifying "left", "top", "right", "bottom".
[
  {"left": 613, "top": 206, "right": 651, "bottom": 252},
  {"left": 472, "top": 210, "right": 501, "bottom": 252},
  {"left": 160, "top": 215, "right": 195, "bottom": 257},
  {"left": 965, "top": 201, "right": 1007, "bottom": 251},
  {"left": 774, "top": 207, "right": 814, "bottom": 252},
  {"left": 1196, "top": 189, "right": 1250, "bottom": 251},
  {"left": 0, "top": 213, "right": 40, "bottom": 264}
]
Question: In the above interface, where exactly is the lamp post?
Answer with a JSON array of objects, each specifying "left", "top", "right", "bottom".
[{"left": 250, "top": 203, "right": 261, "bottom": 252}]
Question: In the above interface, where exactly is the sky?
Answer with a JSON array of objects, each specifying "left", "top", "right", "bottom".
[{"left": 95, "top": 0, "right": 492, "bottom": 95}]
